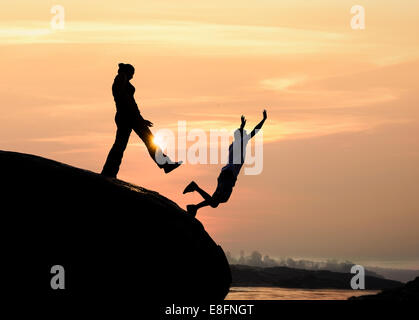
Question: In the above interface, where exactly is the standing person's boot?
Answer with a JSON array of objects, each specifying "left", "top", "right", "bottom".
[
  {"left": 101, "top": 171, "right": 116, "bottom": 178},
  {"left": 162, "top": 161, "right": 183, "bottom": 174},
  {"left": 101, "top": 157, "right": 121, "bottom": 178}
]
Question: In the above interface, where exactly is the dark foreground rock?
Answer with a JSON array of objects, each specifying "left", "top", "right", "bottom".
[
  {"left": 231, "top": 265, "right": 402, "bottom": 290},
  {"left": 350, "top": 276, "right": 419, "bottom": 300},
  {"left": 0, "top": 150, "right": 231, "bottom": 303}
]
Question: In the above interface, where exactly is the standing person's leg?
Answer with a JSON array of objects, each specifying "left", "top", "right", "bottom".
[
  {"left": 101, "top": 124, "right": 132, "bottom": 178},
  {"left": 132, "top": 124, "right": 160, "bottom": 164},
  {"left": 133, "top": 123, "right": 181, "bottom": 173}
]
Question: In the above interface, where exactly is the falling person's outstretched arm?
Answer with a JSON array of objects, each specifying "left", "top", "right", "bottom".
[{"left": 249, "top": 109, "right": 268, "bottom": 139}]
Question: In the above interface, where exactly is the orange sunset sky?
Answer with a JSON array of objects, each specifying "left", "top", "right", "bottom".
[{"left": 1, "top": 1, "right": 418, "bottom": 268}]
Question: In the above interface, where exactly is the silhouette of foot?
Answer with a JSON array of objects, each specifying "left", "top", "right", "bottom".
[
  {"left": 101, "top": 171, "right": 116, "bottom": 179},
  {"left": 183, "top": 181, "right": 197, "bottom": 194},
  {"left": 186, "top": 205, "right": 198, "bottom": 217},
  {"left": 163, "top": 161, "right": 182, "bottom": 174}
]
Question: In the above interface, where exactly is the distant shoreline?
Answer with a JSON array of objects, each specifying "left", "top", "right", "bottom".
[{"left": 230, "top": 264, "right": 403, "bottom": 290}]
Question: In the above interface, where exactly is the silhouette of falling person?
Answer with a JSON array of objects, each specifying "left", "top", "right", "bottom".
[
  {"left": 183, "top": 110, "right": 267, "bottom": 217},
  {"left": 101, "top": 63, "right": 182, "bottom": 178}
]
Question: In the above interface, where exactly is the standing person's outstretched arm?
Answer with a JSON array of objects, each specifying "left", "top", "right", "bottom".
[{"left": 249, "top": 109, "right": 268, "bottom": 138}]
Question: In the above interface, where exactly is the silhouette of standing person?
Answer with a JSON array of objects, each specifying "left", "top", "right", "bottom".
[
  {"left": 183, "top": 110, "right": 267, "bottom": 217},
  {"left": 101, "top": 63, "right": 182, "bottom": 178}
]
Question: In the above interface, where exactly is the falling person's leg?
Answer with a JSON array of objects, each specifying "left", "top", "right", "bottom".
[
  {"left": 184, "top": 181, "right": 222, "bottom": 217},
  {"left": 187, "top": 200, "right": 210, "bottom": 217},
  {"left": 183, "top": 182, "right": 213, "bottom": 202}
]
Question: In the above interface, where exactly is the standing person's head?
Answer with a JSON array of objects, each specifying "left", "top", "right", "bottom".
[{"left": 118, "top": 63, "right": 135, "bottom": 80}]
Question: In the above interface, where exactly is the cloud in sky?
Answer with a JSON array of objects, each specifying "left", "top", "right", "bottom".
[
  {"left": 0, "top": 20, "right": 347, "bottom": 57},
  {"left": 261, "top": 75, "right": 308, "bottom": 91}
]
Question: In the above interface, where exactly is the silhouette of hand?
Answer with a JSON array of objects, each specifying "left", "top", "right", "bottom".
[
  {"left": 241, "top": 115, "right": 246, "bottom": 128},
  {"left": 144, "top": 120, "right": 154, "bottom": 127},
  {"left": 263, "top": 109, "right": 267, "bottom": 120}
]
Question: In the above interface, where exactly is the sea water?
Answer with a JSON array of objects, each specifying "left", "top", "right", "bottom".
[{"left": 226, "top": 287, "right": 379, "bottom": 300}]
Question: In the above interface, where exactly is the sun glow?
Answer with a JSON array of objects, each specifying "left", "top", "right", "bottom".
[{"left": 153, "top": 134, "right": 167, "bottom": 150}]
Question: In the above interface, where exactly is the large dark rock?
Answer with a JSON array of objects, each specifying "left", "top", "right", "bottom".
[
  {"left": 350, "top": 276, "right": 419, "bottom": 300},
  {"left": 0, "top": 150, "right": 231, "bottom": 303}
]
